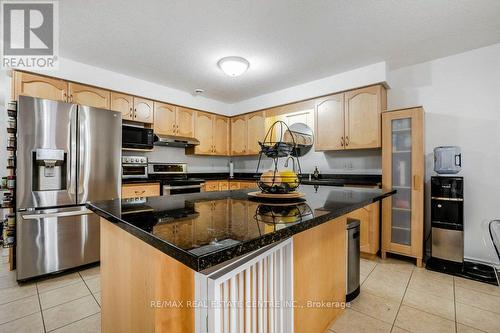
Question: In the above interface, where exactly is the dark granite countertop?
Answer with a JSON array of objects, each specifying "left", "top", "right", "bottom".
[
  {"left": 122, "top": 173, "right": 381, "bottom": 186},
  {"left": 88, "top": 185, "right": 394, "bottom": 272}
]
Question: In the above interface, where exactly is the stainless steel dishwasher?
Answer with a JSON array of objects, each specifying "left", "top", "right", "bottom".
[{"left": 346, "top": 218, "right": 361, "bottom": 301}]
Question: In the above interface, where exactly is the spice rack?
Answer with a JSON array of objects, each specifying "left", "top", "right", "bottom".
[{"left": 1, "top": 101, "right": 17, "bottom": 270}]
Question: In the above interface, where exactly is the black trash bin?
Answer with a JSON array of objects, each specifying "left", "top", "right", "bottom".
[{"left": 346, "top": 218, "right": 360, "bottom": 302}]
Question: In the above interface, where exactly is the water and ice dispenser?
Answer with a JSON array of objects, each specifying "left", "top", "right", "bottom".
[{"left": 32, "top": 148, "right": 67, "bottom": 191}]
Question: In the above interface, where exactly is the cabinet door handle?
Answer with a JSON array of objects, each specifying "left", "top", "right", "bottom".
[
  {"left": 134, "top": 190, "right": 145, "bottom": 195},
  {"left": 129, "top": 107, "right": 133, "bottom": 116},
  {"left": 345, "top": 136, "right": 349, "bottom": 146},
  {"left": 341, "top": 137, "right": 344, "bottom": 147},
  {"left": 63, "top": 92, "right": 68, "bottom": 102}
]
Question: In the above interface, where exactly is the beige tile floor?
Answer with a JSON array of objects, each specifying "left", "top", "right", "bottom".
[
  {"left": 330, "top": 257, "right": 500, "bottom": 333},
  {"left": 0, "top": 248, "right": 100, "bottom": 333},
  {"left": 1, "top": 247, "right": 499, "bottom": 333}
]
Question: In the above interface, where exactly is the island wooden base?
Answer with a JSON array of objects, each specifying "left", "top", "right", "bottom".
[
  {"left": 101, "top": 215, "right": 347, "bottom": 333},
  {"left": 100, "top": 219, "right": 195, "bottom": 333},
  {"left": 293, "top": 216, "right": 347, "bottom": 333}
]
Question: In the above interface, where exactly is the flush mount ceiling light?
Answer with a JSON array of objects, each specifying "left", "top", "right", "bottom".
[{"left": 217, "top": 56, "right": 250, "bottom": 77}]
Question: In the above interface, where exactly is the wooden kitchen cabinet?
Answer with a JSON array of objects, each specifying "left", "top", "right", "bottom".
[
  {"left": 68, "top": 82, "right": 110, "bottom": 109},
  {"left": 315, "top": 93, "right": 345, "bottom": 151},
  {"left": 122, "top": 182, "right": 160, "bottom": 199},
  {"left": 133, "top": 97, "right": 154, "bottom": 124},
  {"left": 314, "top": 85, "right": 386, "bottom": 151},
  {"left": 111, "top": 92, "right": 134, "bottom": 120},
  {"left": 203, "top": 181, "right": 220, "bottom": 192},
  {"left": 192, "top": 111, "right": 214, "bottom": 155},
  {"left": 154, "top": 103, "right": 194, "bottom": 137},
  {"left": 246, "top": 111, "right": 266, "bottom": 155},
  {"left": 230, "top": 115, "right": 247, "bottom": 155},
  {"left": 344, "top": 85, "right": 386, "bottom": 149},
  {"left": 176, "top": 107, "right": 195, "bottom": 137},
  {"left": 230, "top": 111, "right": 265, "bottom": 156},
  {"left": 213, "top": 116, "right": 230, "bottom": 155},
  {"left": 381, "top": 107, "right": 424, "bottom": 267},
  {"left": 154, "top": 102, "right": 178, "bottom": 136},
  {"left": 346, "top": 201, "right": 380, "bottom": 257},
  {"left": 13, "top": 71, "right": 68, "bottom": 102},
  {"left": 188, "top": 112, "right": 229, "bottom": 156}
]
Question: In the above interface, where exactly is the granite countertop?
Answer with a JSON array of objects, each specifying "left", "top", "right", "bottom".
[
  {"left": 122, "top": 173, "right": 381, "bottom": 186},
  {"left": 88, "top": 185, "right": 394, "bottom": 272}
]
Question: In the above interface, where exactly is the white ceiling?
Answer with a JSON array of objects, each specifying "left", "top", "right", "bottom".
[{"left": 60, "top": 0, "right": 500, "bottom": 103}]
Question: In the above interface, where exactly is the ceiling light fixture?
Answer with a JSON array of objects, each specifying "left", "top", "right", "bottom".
[{"left": 217, "top": 56, "right": 250, "bottom": 77}]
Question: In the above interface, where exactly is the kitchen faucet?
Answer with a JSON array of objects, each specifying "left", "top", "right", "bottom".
[{"left": 284, "top": 156, "right": 296, "bottom": 173}]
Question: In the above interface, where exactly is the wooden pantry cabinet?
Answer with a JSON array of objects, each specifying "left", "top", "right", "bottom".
[
  {"left": 153, "top": 102, "right": 194, "bottom": 137},
  {"left": 315, "top": 84, "right": 386, "bottom": 151},
  {"left": 187, "top": 111, "right": 229, "bottom": 156},
  {"left": 230, "top": 111, "right": 266, "bottom": 156},
  {"left": 381, "top": 107, "right": 424, "bottom": 267}
]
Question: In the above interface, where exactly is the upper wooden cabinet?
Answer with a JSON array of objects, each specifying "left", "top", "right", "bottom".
[
  {"left": 193, "top": 111, "right": 214, "bottom": 155},
  {"left": 230, "top": 111, "right": 265, "bottom": 156},
  {"left": 314, "top": 85, "right": 386, "bottom": 151},
  {"left": 230, "top": 115, "right": 247, "bottom": 155},
  {"left": 154, "top": 102, "right": 177, "bottom": 135},
  {"left": 13, "top": 71, "right": 68, "bottom": 102},
  {"left": 133, "top": 97, "right": 154, "bottom": 124},
  {"left": 188, "top": 112, "right": 229, "bottom": 156},
  {"left": 176, "top": 107, "right": 195, "bottom": 138},
  {"left": 110, "top": 92, "right": 134, "bottom": 120},
  {"left": 154, "top": 103, "right": 194, "bottom": 137},
  {"left": 68, "top": 83, "right": 110, "bottom": 109},
  {"left": 246, "top": 111, "right": 266, "bottom": 155},
  {"left": 213, "top": 116, "right": 229, "bottom": 155},
  {"left": 344, "top": 85, "right": 386, "bottom": 149},
  {"left": 315, "top": 93, "right": 345, "bottom": 151}
]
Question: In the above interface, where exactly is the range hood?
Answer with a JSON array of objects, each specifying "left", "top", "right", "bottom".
[{"left": 153, "top": 134, "right": 200, "bottom": 148}]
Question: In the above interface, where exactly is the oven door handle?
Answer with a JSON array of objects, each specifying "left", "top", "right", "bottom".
[{"left": 163, "top": 184, "right": 204, "bottom": 190}]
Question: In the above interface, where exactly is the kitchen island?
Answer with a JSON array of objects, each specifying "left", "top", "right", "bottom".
[{"left": 88, "top": 185, "right": 394, "bottom": 333}]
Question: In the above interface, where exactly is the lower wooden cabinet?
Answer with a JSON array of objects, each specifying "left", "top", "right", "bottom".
[
  {"left": 203, "top": 180, "right": 257, "bottom": 192},
  {"left": 121, "top": 183, "right": 160, "bottom": 199},
  {"left": 346, "top": 201, "right": 380, "bottom": 257}
]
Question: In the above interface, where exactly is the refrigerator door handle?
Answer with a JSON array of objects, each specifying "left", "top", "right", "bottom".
[
  {"left": 69, "top": 105, "right": 78, "bottom": 201},
  {"left": 22, "top": 209, "right": 94, "bottom": 220}
]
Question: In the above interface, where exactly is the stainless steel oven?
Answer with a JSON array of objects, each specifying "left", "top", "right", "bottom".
[
  {"left": 148, "top": 163, "right": 205, "bottom": 196},
  {"left": 122, "top": 125, "right": 154, "bottom": 150},
  {"left": 122, "top": 156, "right": 148, "bottom": 179},
  {"left": 163, "top": 184, "right": 204, "bottom": 195}
]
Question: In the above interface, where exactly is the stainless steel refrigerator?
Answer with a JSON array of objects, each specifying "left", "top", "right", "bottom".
[{"left": 16, "top": 96, "right": 122, "bottom": 281}]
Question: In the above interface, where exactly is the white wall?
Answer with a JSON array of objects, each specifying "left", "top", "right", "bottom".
[
  {"left": 232, "top": 149, "right": 381, "bottom": 175},
  {"left": 387, "top": 43, "right": 500, "bottom": 265},
  {"left": 125, "top": 148, "right": 229, "bottom": 173},
  {"left": 28, "top": 57, "right": 232, "bottom": 115},
  {"left": 230, "top": 62, "right": 387, "bottom": 114}
]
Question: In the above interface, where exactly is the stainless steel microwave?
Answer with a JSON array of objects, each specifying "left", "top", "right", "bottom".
[{"left": 122, "top": 125, "right": 154, "bottom": 150}]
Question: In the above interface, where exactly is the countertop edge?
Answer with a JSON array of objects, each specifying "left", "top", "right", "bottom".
[{"left": 87, "top": 189, "right": 395, "bottom": 272}]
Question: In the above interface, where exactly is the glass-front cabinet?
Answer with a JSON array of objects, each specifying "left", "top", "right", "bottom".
[{"left": 382, "top": 107, "right": 424, "bottom": 267}]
